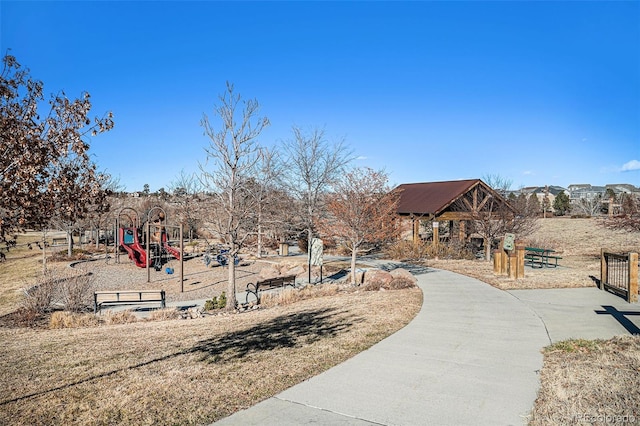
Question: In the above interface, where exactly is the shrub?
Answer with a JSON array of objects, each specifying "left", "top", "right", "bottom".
[
  {"left": 260, "top": 284, "right": 341, "bottom": 307},
  {"left": 148, "top": 308, "right": 180, "bottom": 321},
  {"left": 22, "top": 272, "right": 58, "bottom": 314},
  {"left": 384, "top": 240, "right": 475, "bottom": 261},
  {"left": 387, "top": 277, "right": 417, "bottom": 290},
  {"left": 204, "top": 292, "right": 227, "bottom": 311},
  {"left": 103, "top": 310, "right": 137, "bottom": 324},
  {"left": 21, "top": 269, "right": 96, "bottom": 314},
  {"left": 384, "top": 240, "right": 430, "bottom": 261},
  {"left": 48, "top": 248, "right": 92, "bottom": 262},
  {"left": 217, "top": 292, "right": 227, "bottom": 309},
  {"left": 58, "top": 272, "right": 96, "bottom": 313},
  {"left": 49, "top": 311, "right": 99, "bottom": 329},
  {"left": 387, "top": 268, "right": 418, "bottom": 290},
  {"left": 13, "top": 307, "right": 41, "bottom": 326},
  {"left": 204, "top": 298, "right": 216, "bottom": 311},
  {"left": 363, "top": 280, "right": 383, "bottom": 291}
]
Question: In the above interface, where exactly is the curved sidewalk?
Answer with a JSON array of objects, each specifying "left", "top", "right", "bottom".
[{"left": 214, "top": 268, "right": 552, "bottom": 425}]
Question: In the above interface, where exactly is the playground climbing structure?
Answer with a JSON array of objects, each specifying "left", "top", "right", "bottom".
[{"left": 116, "top": 207, "right": 183, "bottom": 271}]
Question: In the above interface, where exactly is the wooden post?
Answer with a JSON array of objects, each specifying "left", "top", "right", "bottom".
[
  {"left": 114, "top": 219, "right": 119, "bottom": 264},
  {"left": 432, "top": 221, "right": 439, "bottom": 249},
  {"left": 180, "top": 223, "right": 184, "bottom": 293},
  {"left": 508, "top": 250, "right": 517, "bottom": 279},
  {"left": 629, "top": 252, "right": 638, "bottom": 303},
  {"left": 600, "top": 248, "right": 607, "bottom": 290},
  {"left": 500, "top": 250, "right": 508, "bottom": 275},
  {"left": 146, "top": 222, "right": 151, "bottom": 283},
  {"left": 412, "top": 217, "right": 420, "bottom": 244},
  {"left": 459, "top": 221, "right": 466, "bottom": 242},
  {"left": 493, "top": 249, "right": 502, "bottom": 274},
  {"left": 515, "top": 240, "right": 525, "bottom": 279}
]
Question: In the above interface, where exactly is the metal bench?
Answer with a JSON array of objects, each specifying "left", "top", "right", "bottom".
[
  {"left": 94, "top": 290, "right": 166, "bottom": 313},
  {"left": 245, "top": 275, "right": 297, "bottom": 304}
]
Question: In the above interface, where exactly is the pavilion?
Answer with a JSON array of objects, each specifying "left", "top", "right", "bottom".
[{"left": 395, "top": 179, "right": 515, "bottom": 244}]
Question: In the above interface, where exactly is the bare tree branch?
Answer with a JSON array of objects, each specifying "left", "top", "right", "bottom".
[{"left": 199, "top": 82, "right": 269, "bottom": 308}]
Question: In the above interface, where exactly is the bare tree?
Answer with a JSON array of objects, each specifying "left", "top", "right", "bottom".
[
  {"left": 86, "top": 174, "right": 124, "bottom": 249},
  {"left": 252, "top": 147, "right": 284, "bottom": 257},
  {"left": 199, "top": 82, "right": 269, "bottom": 309},
  {"left": 0, "top": 53, "right": 114, "bottom": 245},
  {"left": 601, "top": 193, "right": 640, "bottom": 232},
  {"left": 482, "top": 174, "right": 512, "bottom": 198},
  {"left": 572, "top": 195, "right": 602, "bottom": 217},
  {"left": 169, "top": 169, "right": 203, "bottom": 240},
  {"left": 282, "top": 126, "right": 352, "bottom": 279},
  {"left": 321, "top": 167, "right": 401, "bottom": 284},
  {"left": 46, "top": 155, "right": 112, "bottom": 257},
  {"left": 452, "top": 180, "right": 535, "bottom": 261}
]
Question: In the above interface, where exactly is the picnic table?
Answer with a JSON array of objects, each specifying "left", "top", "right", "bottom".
[{"left": 525, "top": 247, "right": 562, "bottom": 268}]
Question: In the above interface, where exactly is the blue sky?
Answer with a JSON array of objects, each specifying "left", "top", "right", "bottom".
[{"left": 2, "top": 1, "right": 639, "bottom": 192}]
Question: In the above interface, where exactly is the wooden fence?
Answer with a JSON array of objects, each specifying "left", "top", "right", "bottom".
[{"left": 600, "top": 250, "right": 639, "bottom": 303}]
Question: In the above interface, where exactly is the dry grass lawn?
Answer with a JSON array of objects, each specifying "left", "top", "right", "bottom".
[
  {"left": 0, "top": 287, "right": 422, "bottom": 425},
  {"left": 428, "top": 217, "right": 640, "bottom": 290},
  {"left": 0, "top": 233, "right": 422, "bottom": 425},
  {"left": 530, "top": 337, "right": 640, "bottom": 425}
]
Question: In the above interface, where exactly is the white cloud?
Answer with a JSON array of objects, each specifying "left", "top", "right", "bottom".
[
  {"left": 522, "top": 170, "right": 533, "bottom": 176},
  {"left": 356, "top": 156, "right": 368, "bottom": 160},
  {"left": 621, "top": 160, "right": 640, "bottom": 172}
]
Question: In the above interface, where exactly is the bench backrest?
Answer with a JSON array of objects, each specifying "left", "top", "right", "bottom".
[
  {"left": 257, "top": 275, "right": 296, "bottom": 286},
  {"left": 525, "top": 247, "right": 551, "bottom": 253},
  {"left": 95, "top": 290, "right": 165, "bottom": 303}
]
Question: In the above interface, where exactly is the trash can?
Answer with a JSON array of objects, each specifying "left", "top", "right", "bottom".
[{"left": 279, "top": 243, "right": 289, "bottom": 257}]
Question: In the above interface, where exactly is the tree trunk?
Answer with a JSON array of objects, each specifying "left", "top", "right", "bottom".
[
  {"left": 257, "top": 221, "right": 263, "bottom": 258},
  {"left": 307, "top": 227, "right": 313, "bottom": 283},
  {"left": 227, "top": 256, "right": 237, "bottom": 309},
  {"left": 67, "top": 228, "right": 74, "bottom": 258},
  {"left": 42, "top": 230, "right": 47, "bottom": 275},
  {"left": 350, "top": 245, "right": 358, "bottom": 285},
  {"left": 485, "top": 237, "right": 491, "bottom": 261}
]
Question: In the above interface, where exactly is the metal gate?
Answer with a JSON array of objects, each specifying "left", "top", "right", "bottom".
[{"left": 600, "top": 250, "right": 639, "bottom": 303}]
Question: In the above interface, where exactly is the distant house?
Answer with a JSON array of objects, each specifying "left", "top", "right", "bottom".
[
  {"left": 567, "top": 184, "right": 606, "bottom": 201},
  {"left": 510, "top": 185, "right": 568, "bottom": 214},
  {"left": 605, "top": 184, "right": 640, "bottom": 196}
]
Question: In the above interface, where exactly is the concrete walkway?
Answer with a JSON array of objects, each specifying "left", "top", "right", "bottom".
[
  {"left": 508, "top": 286, "right": 640, "bottom": 343},
  {"left": 215, "top": 269, "right": 543, "bottom": 425},
  {"left": 213, "top": 268, "right": 640, "bottom": 425}
]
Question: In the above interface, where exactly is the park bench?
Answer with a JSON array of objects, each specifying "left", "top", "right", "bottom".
[
  {"left": 525, "top": 247, "right": 562, "bottom": 268},
  {"left": 94, "top": 290, "right": 166, "bottom": 313},
  {"left": 245, "top": 275, "right": 297, "bottom": 304},
  {"left": 52, "top": 237, "right": 67, "bottom": 246}
]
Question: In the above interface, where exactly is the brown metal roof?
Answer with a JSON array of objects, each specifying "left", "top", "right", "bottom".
[{"left": 395, "top": 179, "right": 482, "bottom": 216}]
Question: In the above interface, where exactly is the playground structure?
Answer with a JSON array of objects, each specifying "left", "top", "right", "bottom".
[
  {"left": 116, "top": 207, "right": 186, "bottom": 289},
  {"left": 203, "top": 245, "right": 240, "bottom": 268}
]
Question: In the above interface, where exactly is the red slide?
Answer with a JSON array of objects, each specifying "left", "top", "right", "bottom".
[
  {"left": 119, "top": 228, "right": 148, "bottom": 268},
  {"left": 164, "top": 242, "right": 181, "bottom": 260},
  {"left": 160, "top": 233, "right": 180, "bottom": 260}
]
